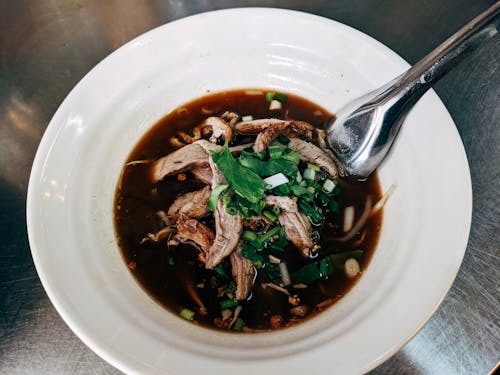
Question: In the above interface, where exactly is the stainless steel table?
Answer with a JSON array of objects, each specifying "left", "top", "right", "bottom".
[{"left": 1, "top": 1, "right": 498, "bottom": 374}]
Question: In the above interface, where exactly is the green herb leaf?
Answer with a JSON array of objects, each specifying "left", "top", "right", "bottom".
[
  {"left": 220, "top": 298, "right": 239, "bottom": 309},
  {"left": 238, "top": 153, "right": 297, "bottom": 178},
  {"left": 211, "top": 143, "right": 266, "bottom": 203}
]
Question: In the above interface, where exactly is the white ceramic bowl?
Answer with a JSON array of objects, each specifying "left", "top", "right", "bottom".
[{"left": 27, "top": 8, "right": 472, "bottom": 375}]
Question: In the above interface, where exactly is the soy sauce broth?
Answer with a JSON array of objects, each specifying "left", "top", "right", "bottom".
[{"left": 114, "top": 89, "right": 382, "bottom": 332}]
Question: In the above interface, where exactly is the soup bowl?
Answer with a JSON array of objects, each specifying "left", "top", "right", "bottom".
[{"left": 27, "top": 8, "right": 471, "bottom": 374}]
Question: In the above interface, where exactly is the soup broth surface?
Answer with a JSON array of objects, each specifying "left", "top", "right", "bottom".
[{"left": 114, "top": 89, "right": 382, "bottom": 332}]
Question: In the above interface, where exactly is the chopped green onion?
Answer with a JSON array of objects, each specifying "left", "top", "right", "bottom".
[
  {"left": 307, "top": 163, "right": 320, "bottom": 172},
  {"left": 323, "top": 179, "right": 335, "bottom": 193},
  {"left": 319, "top": 258, "right": 331, "bottom": 277},
  {"left": 269, "top": 100, "right": 282, "bottom": 110},
  {"left": 233, "top": 318, "right": 245, "bottom": 331},
  {"left": 168, "top": 257, "right": 175, "bottom": 266},
  {"left": 263, "top": 210, "right": 279, "bottom": 222},
  {"left": 295, "top": 171, "right": 303, "bottom": 183},
  {"left": 242, "top": 230, "right": 258, "bottom": 242},
  {"left": 220, "top": 298, "right": 239, "bottom": 309},
  {"left": 267, "top": 242, "right": 285, "bottom": 252},
  {"left": 264, "top": 173, "right": 289, "bottom": 189},
  {"left": 265, "top": 91, "right": 275, "bottom": 102},
  {"left": 239, "top": 153, "right": 297, "bottom": 177},
  {"left": 328, "top": 200, "right": 340, "bottom": 213},
  {"left": 226, "top": 206, "right": 238, "bottom": 215},
  {"left": 259, "top": 226, "right": 281, "bottom": 243},
  {"left": 333, "top": 185, "right": 342, "bottom": 196},
  {"left": 238, "top": 204, "right": 251, "bottom": 218},
  {"left": 299, "top": 180, "right": 308, "bottom": 187},
  {"left": 291, "top": 263, "right": 323, "bottom": 284},
  {"left": 307, "top": 186, "right": 315, "bottom": 194},
  {"left": 298, "top": 199, "right": 323, "bottom": 223},
  {"left": 268, "top": 146, "right": 285, "bottom": 159},
  {"left": 179, "top": 308, "right": 195, "bottom": 321},
  {"left": 271, "top": 205, "right": 281, "bottom": 216},
  {"left": 273, "top": 183, "right": 291, "bottom": 195},
  {"left": 226, "top": 281, "right": 237, "bottom": 294},
  {"left": 208, "top": 184, "right": 229, "bottom": 211},
  {"left": 215, "top": 265, "right": 227, "bottom": 277},
  {"left": 241, "top": 115, "right": 253, "bottom": 122},
  {"left": 317, "top": 190, "right": 330, "bottom": 204},
  {"left": 303, "top": 168, "right": 316, "bottom": 180},
  {"left": 276, "top": 93, "right": 287, "bottom": 102},
  {"left": 277, "top": 135, "right": 290, "bottom": 144},
  {"left": 241, "top": 243, "right": 265, "bottom": 264},
  {"left": 253, "top": 151, "right": 267, "bottom": 160},
  {"left": 222, "top": 193, "right": 232, "bottom": 207},
  {"left": 283, "top": 149, "right": 300, "bottom": 164},
  {"left": 276, "top": 226, "right": 288, "bottom": 247},
  {"left": 290, "top": 184, "right": 309, "bottom": 196}
]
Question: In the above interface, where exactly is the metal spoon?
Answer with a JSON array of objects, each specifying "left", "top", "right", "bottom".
[{"left": 325, "top": 1, "right": 500, "bottom": 180}]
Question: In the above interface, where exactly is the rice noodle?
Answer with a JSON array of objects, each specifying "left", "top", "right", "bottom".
[
  {"left": 371, "top": 184, "right": 396, "bottom": 216},
  {"left": 228, "top": 305, "right": 242, "bottom": 329},
  {"left": 125, "top": 159, "right": 152, "bottom": 166},
  {"left": 268, "top": 255, "right": 281, "bottom": 264},
  {"left": 261, "top": 282, "right": 290, "bottom": 295},
  {"left": 343, "top": 206, "right": 355, "bottom": 232},
  {"left": 335, "top": 197, "right": 373, "bottom": 242},
  {"left": 279, "top": 262, "right": 291, "bottom": 286},
  {"left": 187, "top": 282, "right": 207, "bottom": 315},
  {"left": 140, "top": 227, "right": 174, "bottom": 243}
]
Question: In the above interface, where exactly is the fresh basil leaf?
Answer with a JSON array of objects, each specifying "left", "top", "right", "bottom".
[{"left": 211, "top": 143, "right": 266, "bottom": 203}]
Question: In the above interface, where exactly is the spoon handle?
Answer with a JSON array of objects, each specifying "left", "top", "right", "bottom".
[
  {"left": 394, "top": 1, "right": 500, "bottom": 107},
  {"left": 326, "top": 2, "right": 499, "bottom": 179}
]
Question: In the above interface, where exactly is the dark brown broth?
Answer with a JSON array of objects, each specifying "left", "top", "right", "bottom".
[{"left": 114, "top": 89, "right": 382, "bottom": 332}]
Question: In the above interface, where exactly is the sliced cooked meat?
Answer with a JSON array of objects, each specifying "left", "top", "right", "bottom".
[
  {"left": 190, "top": 166, "right": 213, "bottom": 184},
  {"left": 287, "top": 138, "right": 339, "bottom": 179},
  {"left": 152, "top": 141, "right": 252, "bottom": 183},
  {"left": 253, "top": 120, "right": 315, "bottom": 152},
  {"left": 140, "top": 227, "right": 174, "bottom": 244},
  {"left": 315, "top": 129, "right": 346, "bottom": 177},
  {"left": 150, "top": 142, "right": 210, "bottom": 182},
  {"left": 230, "top": 243, "right": 256, "bottom": 300},
  {"left": 170, "top": 215, "right": 214, "bottom": 254},
  {"left": 265, "top": 195, "right": 313, "bottom": 257},
  {"left": 204, "top": 155, "right": 243, "bottom": 269},
  {"left": 195, "top": 139, "right": 221, "bottom": 153},
  {"left": 167, "top": 186, "right": 211, "bottom": 222},
  {"left": 234, "top": 118, "right": 284, "bottom": 134}
]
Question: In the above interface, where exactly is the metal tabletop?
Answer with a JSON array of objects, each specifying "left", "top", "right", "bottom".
[{"left": 1, "top": 1, "right": 498, "bottom": 374}]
